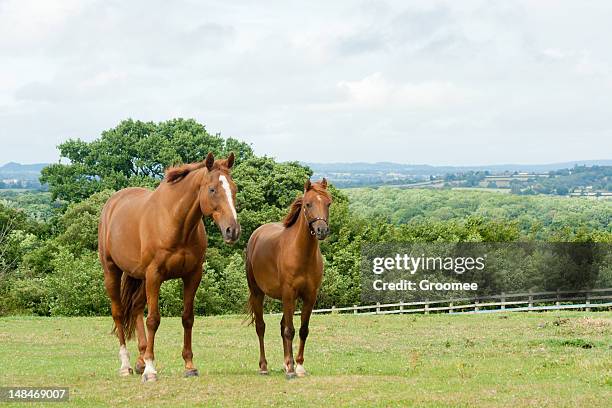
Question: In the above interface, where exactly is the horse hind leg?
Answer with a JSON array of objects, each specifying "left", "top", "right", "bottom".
[
  {"left": 142, "top": 270, "right": 162, "bottom": 383},
  {"left": 249, "top": 290, "right": 267, "bottom": 374},
  {"left": 246, "top": 258, "right": 268, "bottom": 374},
  {"left": 134, "top": 309, "right": 147, "bottom": 375},
  {"left": 103, "top": 262, "right": 133, "bottom": 377}
]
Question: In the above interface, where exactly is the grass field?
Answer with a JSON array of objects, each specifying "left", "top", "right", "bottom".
[{"left": 0, "top": 312, "right": 611, "bottom": 407}]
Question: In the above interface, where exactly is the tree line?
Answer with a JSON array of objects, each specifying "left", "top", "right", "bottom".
[{"left": 0, "top": 119, "right": 610, "bottom": 316}]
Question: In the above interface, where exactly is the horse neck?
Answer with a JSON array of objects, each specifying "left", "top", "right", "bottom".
[
  {"left": 156, "top": 169, "right": 205, "bottom": 238},
  {"left": 290, "top": 205, "right": 320, "bottom": 256}
]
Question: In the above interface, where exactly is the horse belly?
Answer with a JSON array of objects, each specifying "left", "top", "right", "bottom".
[{"left": 108, "top": 228, "right": 144, "bottom": 273}]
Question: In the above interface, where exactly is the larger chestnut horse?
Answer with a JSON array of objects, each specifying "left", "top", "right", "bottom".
[
  {"left": 98, "top": 152, "right": 240, "bottom": 382},
  {"left": 246, "top": 178, "right": 331, "bottom": 378}
]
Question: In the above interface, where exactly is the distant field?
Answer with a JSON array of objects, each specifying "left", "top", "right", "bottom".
[
  {"left": 345, "top": 187, "right": 612, "bottom": 236},
  {"left": 0, "top": 312, "right": 610, "bottom": 407}
]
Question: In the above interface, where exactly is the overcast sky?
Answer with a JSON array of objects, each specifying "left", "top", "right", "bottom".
[{"left": 1, "top": 0, "right": 611, "bottom": 165}]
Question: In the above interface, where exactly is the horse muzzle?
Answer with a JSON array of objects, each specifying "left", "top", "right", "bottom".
[
  {"left": 312, "top": 221, "right": 329, "bottom": 241},
  {"left": 222, "top": 224, "right": 241, "bottom": 244}
]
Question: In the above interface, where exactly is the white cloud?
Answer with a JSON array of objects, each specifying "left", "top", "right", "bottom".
[
  {"left": 0, "top": 0, "right": 611, "bottom": 165},
  {"left": 335, "top": 73, "right": 473, "bottom": 110}
]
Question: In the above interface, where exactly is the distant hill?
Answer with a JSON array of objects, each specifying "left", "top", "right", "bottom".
[
  {"left": 0, "top": 162, "right": 48, "bottom": 174},
  {"left": 305, "top": 160, "right": 612, "bottom": 188},
  {"left": 0, "top": 162, "right": 49, "bottom": 189},
  {"left": 306, "top": 160, "right": 612, "bottom": 175}
]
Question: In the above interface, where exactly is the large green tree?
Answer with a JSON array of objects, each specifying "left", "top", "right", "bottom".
[{"left": 40, "top": 118, "right": 255, "bottom": 202}]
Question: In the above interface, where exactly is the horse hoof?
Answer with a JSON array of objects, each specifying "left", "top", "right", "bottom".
[
  {"left": 119, "top": 367, "right": 133, "bottom": 377},
  {"left": 141, "top": 372, "right": 158, "bottom": 383},
  {"left": 259, "top": 369, "right": 269, "bottom": 375},
  {"left": 134, "top": 362, "right": 145, "bottom": 375},
  {"left": 296, "top": 364, "right": 306, "bottom": 377},
  {"left": 285, "top": 372, "right": 297, "bottom": 380},
  {"left": 184, "top": 369, "right": 199, "bottom": 378}
]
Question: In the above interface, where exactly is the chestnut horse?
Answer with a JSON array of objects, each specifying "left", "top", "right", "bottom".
[
  {"left": 246, "top": 178, "right": 331, "bottom": 378},
  {"left": 98, "top": 152, "right": 240, "bottom": 382}
]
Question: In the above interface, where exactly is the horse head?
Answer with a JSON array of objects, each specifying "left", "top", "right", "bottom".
[
  {"left": 200, "top": 152, "right": 241, "bottom": 244},
  {"left": 303, "top": 178, "right": 332, "bottom": 240}
]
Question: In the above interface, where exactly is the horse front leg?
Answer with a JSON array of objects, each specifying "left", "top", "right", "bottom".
[
  {"left": 142, "top": 272, "right": 162, "bottom": 383},
  {"left": 182, "top": 269, "right": 202, "bottom": 377},
  {"left": 295, "top": 295, "right": 315, "bottom": 377},
  {"left": 281, "top": 292, "right": 297, "bottom": 379}
]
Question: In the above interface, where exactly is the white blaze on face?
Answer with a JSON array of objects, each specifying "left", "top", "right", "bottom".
[
  {"left": 219, "top": 175, "right": 237, "bottom": 222},
  {"left": 119, "top": 345, "right": 130, "bottom": 369}
]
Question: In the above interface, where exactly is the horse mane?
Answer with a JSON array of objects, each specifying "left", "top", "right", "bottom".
[
  {"left": 283, "top": 184, "right": 331, "bottom": 228},
  {"left": 165, "top": 153, "right": 234, "bottom": 183},
  {"left": 283, "top": 197, "right": 303, "bottom": 227},
  {"left": 164, "top": 162, "right": 208, "bottom": 183}
]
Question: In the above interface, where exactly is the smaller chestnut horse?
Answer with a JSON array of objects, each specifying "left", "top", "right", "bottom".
[
  {"left": 246, "top": 178, "right": 332, "bottom": 378},
  {"left": 98, "top": 152, "right": 240, "bottom": 382}
]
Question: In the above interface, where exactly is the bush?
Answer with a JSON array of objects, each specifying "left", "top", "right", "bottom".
[
  {"left": 44, "top": 249, "right": 109, "bottom": 316},
  {"left": 158, "top": 279, "right": 184, "bottom": 316},
  {"left": 56, "top": 190, "right": 114, "bottom": 254}
]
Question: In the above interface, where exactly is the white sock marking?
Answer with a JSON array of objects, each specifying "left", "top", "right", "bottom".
[
  {"left": 219, "top": 175, "right": 237, "bottom": 221},
  {"left": 119, "top": 345, "right": 131, "bottom": 369},
  {"left": 143, "top": 358, "right": 157, "bottom": 375},
  {"left": 296, "top": 364, "right": 306, "bottom": 375}
]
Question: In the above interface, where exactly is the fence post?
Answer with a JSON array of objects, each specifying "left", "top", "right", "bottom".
[
  {"left": 528, "top": 289, "right": 533, "bottom": 311},
  {"left": 331, "top": 305, "right": 336, "bottom": 314},
  {"left": 474, "top": 298, "right": 479, "bottom": 313},
  {"left": 449, "top": 302, "right": 453, "bottom": 314},
  {"left": 586, "top": 293, "right": 591, "bottom": 312},
  {"left": 399, "top": 301, "right": 404, "bottom": 314},
  {"left": 501, "top": 292, "right": 506, "bottom": 310},
  {"left": 425, "top": 299, "right": 429, "bottom": 315},
  {"left": 376, "top": 302, "right": 380, "bottom": 314},
  {"left": 353, "top": 305, "right": 357, "bottom": 315},
  {"left": 556, "top": 289, "right": 560, "bottom": 307}
]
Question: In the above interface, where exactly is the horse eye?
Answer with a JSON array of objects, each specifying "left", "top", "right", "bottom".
[
  {"left": 209, "top": 187, "right": 216, "bottom": 193},
  {"left": 305, "top": 203, "right": 311, "bottom": 208}
]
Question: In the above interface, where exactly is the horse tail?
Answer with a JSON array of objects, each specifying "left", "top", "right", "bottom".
[
  {"left": 116, "top": 274, "right": 146, "bottom": 340},
  {"left": 245, "top": 257, "right": 256, "bottom": 326}
]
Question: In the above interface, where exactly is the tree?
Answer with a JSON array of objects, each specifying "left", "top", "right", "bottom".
[{"left": 41, "top": 118, "right": 255, "bottom": 202}]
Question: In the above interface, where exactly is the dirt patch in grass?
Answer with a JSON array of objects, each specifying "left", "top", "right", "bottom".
[{"left": 571, "top": 317, "right": 611, "bottom": 329}]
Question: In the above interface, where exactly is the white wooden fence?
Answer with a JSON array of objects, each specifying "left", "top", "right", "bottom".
[{"left": 284, "top": 288, "right": 612, "bottom": 316}]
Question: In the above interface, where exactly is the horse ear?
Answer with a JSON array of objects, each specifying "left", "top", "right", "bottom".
[
  {"left": 226, "top": 152, "right": 235, "bottom": 169},
  {"left": 321, "top": 177, "right": 328, "bottom": 188},
  {"left": 304, "top": 179, "right": 312, "bottom": 192},
  {"left": 205, "top": 152, "right": 214, "bottom": 171}
]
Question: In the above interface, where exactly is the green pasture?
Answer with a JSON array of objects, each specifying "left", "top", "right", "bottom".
[{"left": 0, "top": 312, "right": 610, "bottom": 407}]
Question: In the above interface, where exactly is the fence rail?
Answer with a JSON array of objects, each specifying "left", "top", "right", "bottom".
[{"left": 275, "top": 288, "right": 612, "bottom": 316}]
